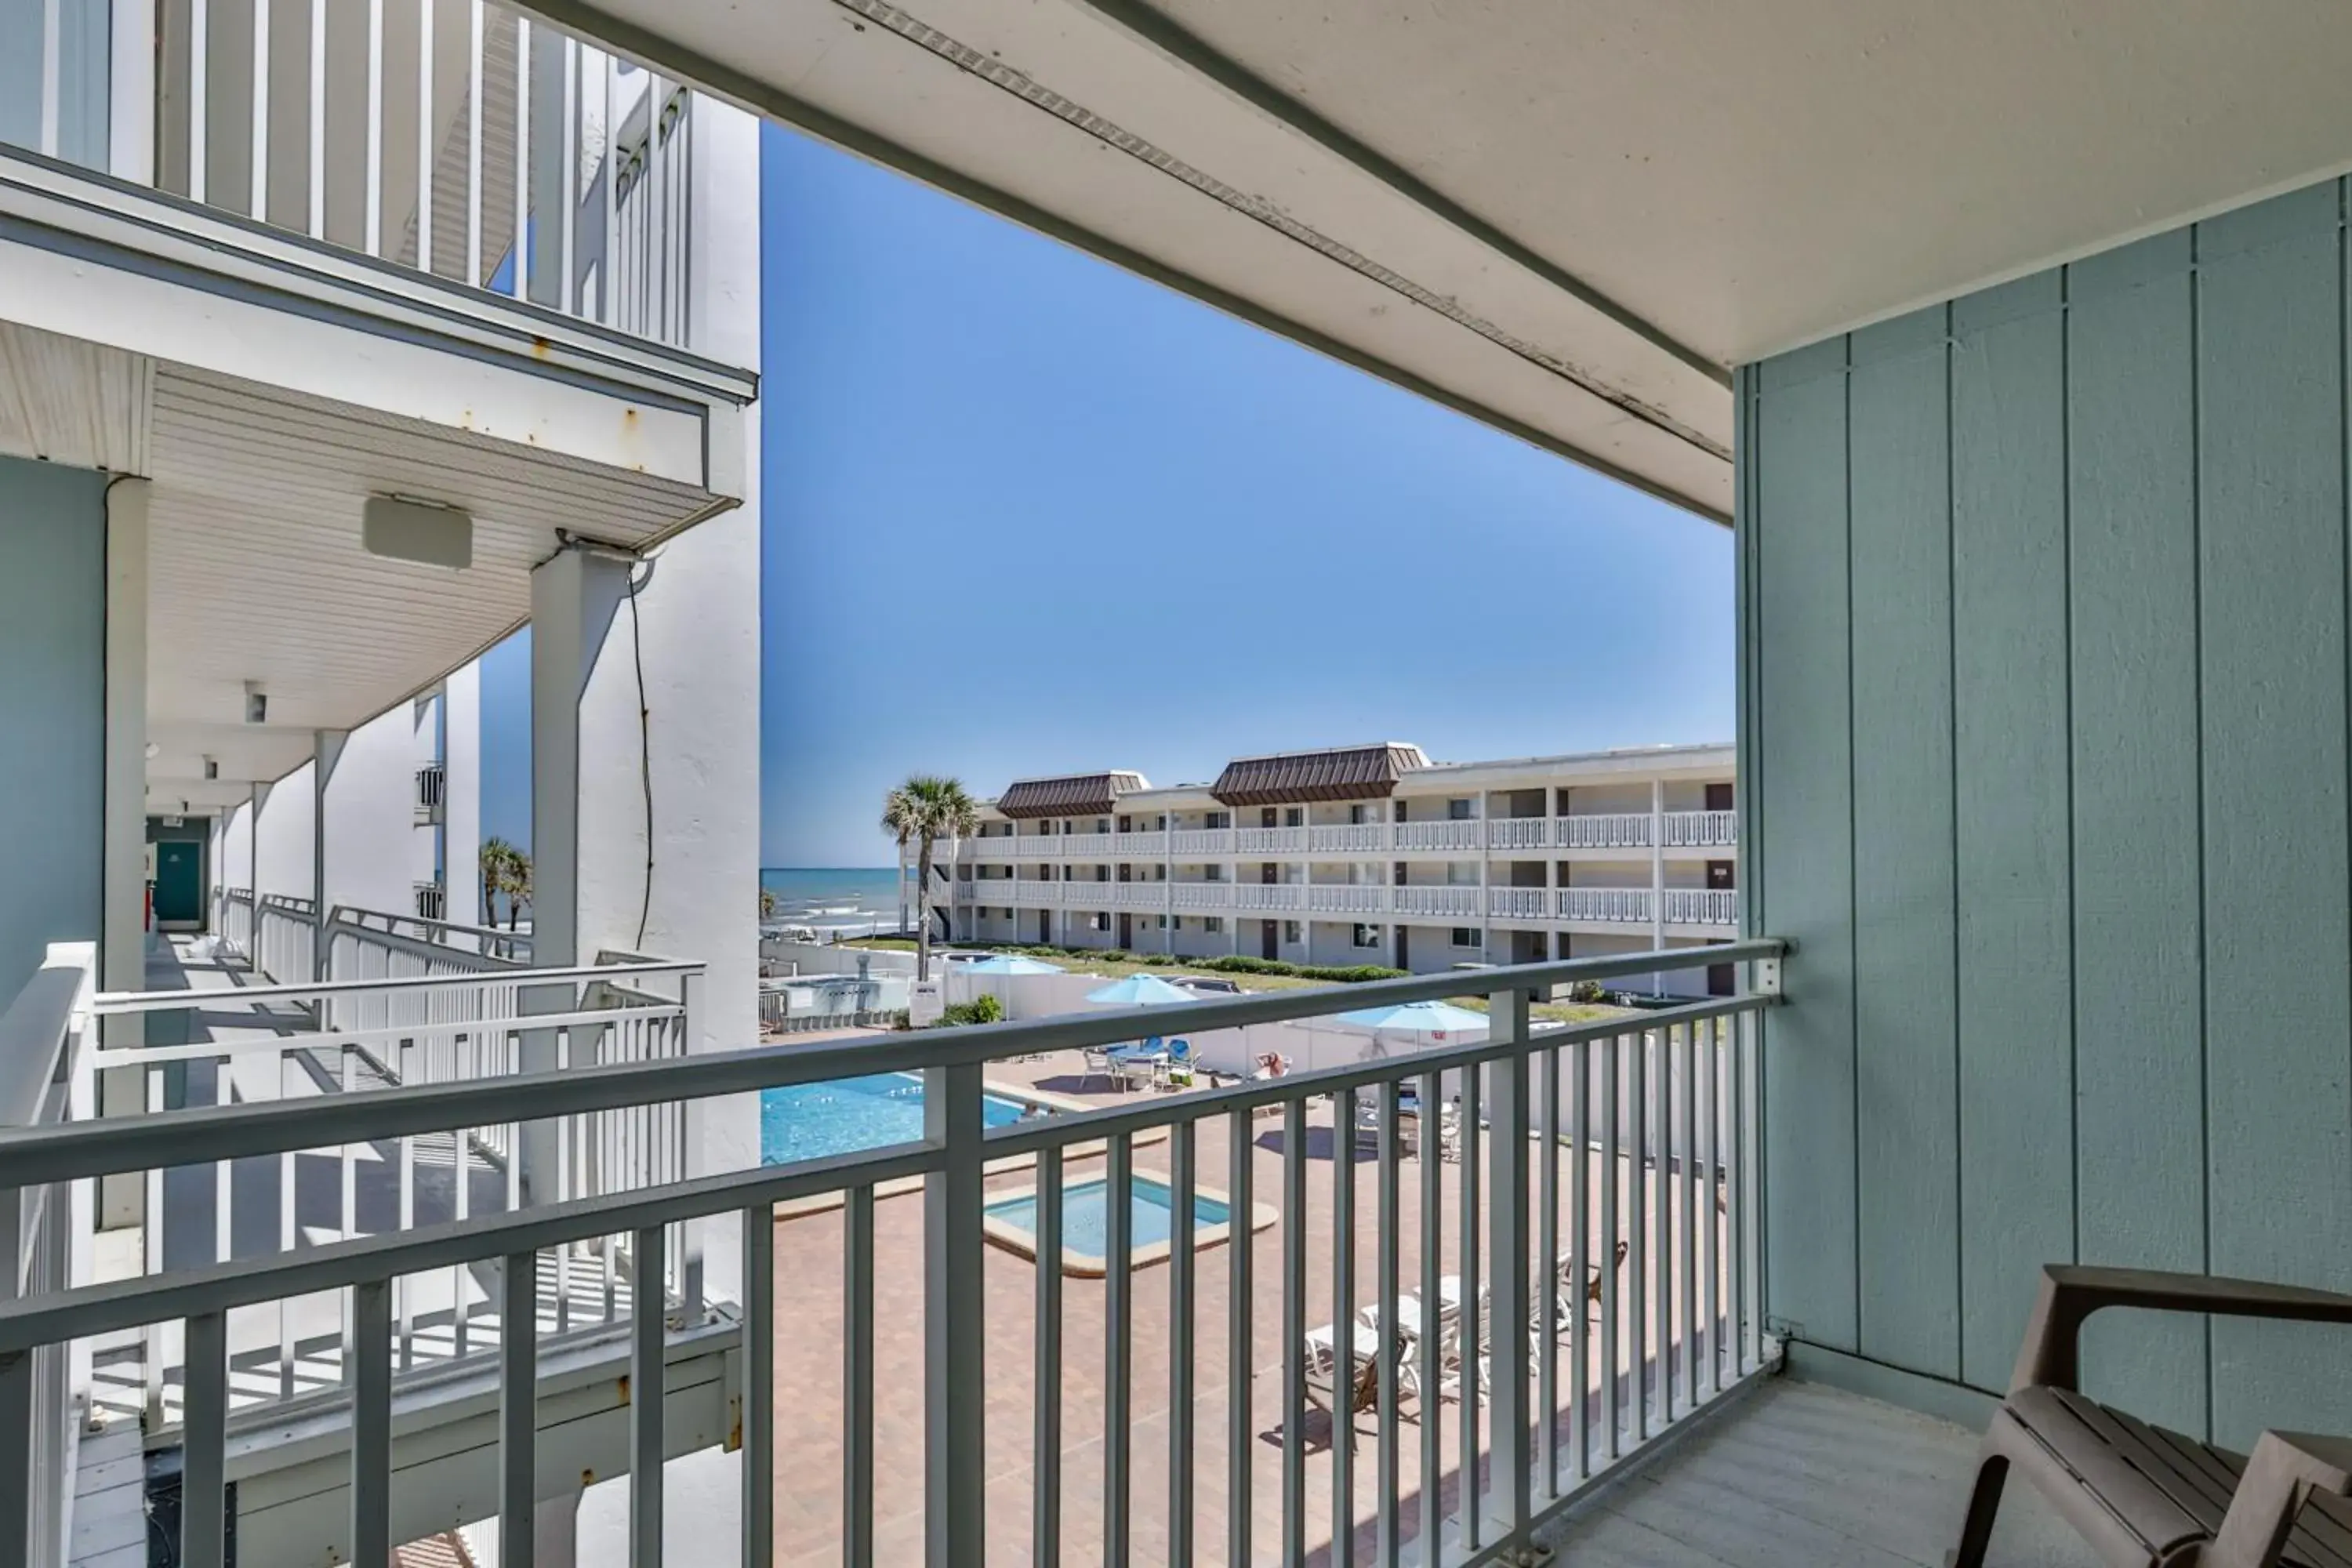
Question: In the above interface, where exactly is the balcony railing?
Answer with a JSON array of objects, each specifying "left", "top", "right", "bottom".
[
  {"left": 1171, "top": 828, "right": 1235, "bottom": 856},
  {"left": 1304, "top": 882, "right": 1388, "bottom": 916},
  {"left": 1486, "top": 817, "right": 1552, "bottom": 851},
  {"left": 1663, "top": 888, "right": 1740, "bottom": 926},
  {"left": 415, "top": 764, "right": 448, "bottom": 825},
  {"left": 1308, "top": 821, "right": 1385, "bottom": 853},
  {"left": 0, "top": 938, "right": 1780, "bottom": 1566},
  {"left": 1394, "top": 818, "right": 1483, "bottom": 851},
  {"left": 412, "top": 878, "right": 447, "bottom": 920},
  {"left": 1061, "top": 833, "right": 1114, "bottom": 857},
  {"left": 1559, "top": 887, "right": 1655, "bottom": 923},
  {"left": 1662, "top": 810, "right": 1739, "bottom": 848},
  {"left": 1488, "top": 886, "right": 1552, "bottom": 920},
  {"left": 1559, "top": 813, "right": 1653, "bottom": 850},
  {"left": 1393, "top": 884, "right": 1481, "bottom": 918},
  {"left": 1111, "top": 830, "right": 1167, "bottom": 858},
  {"left": 1236, "top": 826, "right": 1307, "bottom": 855},
  {"left": 6, "top": 0, "right": 699, "bottom": 346},
  {"left": 1233, "top": 883, "right": 1305, "bottom": 911}
]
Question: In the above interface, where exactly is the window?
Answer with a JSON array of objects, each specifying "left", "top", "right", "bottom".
[
  {"left": 1282, "top": 920, "right": 1303, "bottom": 943},
  {"left": 1451, "top": 927, "right": 1481, "bottom": 949},
  {"left": 1206, "top": 810, "right": 1231, "bottom": 829},
  {"left": 1097, "top": 818, "right": 1111, "bottom": 833},
  {"left": 1348, "top": 803, "right": 1368, "bottom": 825},
  {"left": 1205, "top": 916, "right": 1226, "bottom": 934},
  {"left": 1156, "top": 914, "right": 1168, "bottom": 929},
  {"left": 1090, "top": 912, "right": 1109, "bottom": 931},
  {"left": 1117, "top": 815, "right": 1131, "bottom": 833},
  {"left": 1283, "top": 806, "right": 1304, "bottom": 827},
  {"left": 1446, "top": 798, "right": 1474, "bottom": 821},
  {"left": 1352, "top": 924, "right": 1383, "bottom": 949},
  {"left": 1204, "top": 865, "right": 1225, "bottom": 882}
]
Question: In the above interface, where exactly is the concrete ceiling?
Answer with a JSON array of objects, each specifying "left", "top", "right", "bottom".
[{"left": 525, "top": 0, "right": 2352, "bottom": 523}]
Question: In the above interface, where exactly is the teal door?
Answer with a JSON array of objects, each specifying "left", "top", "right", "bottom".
[{"left": 153, "top": 840, "right": 202, "bottom": 925}]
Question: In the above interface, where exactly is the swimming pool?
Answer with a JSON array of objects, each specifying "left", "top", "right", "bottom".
[
  {"left": 760, "top": 1072, "right": 1038, "bottom": 1165},
  {"left": 984, "top": 1176, "right": 1231, "bottom": 1257}
]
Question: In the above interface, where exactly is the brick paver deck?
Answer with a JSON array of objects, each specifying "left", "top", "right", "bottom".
[{"left": 763, "top": 1044, "right": 1735, "bottom": 1566}]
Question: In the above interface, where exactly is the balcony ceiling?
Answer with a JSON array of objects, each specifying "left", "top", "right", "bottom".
[
  {"left": 130, "top": 361, "right": 715, "bottom": 813},
  {"left": 541, "top": 0, "right": 2352, "bottom": 521}
]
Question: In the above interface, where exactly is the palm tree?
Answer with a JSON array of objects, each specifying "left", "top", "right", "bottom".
[
  {"left": 479, "top": 838, "right": 532, "bottom": 930},
  {"left": 881, "top": 775, "right": 976, "bottom": 980},
  {"left": 758, "top": 884, "right": 779, "bottom": 923}
]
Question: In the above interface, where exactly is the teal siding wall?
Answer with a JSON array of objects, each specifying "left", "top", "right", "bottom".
[
  {"left": 1743, "top": 176, "right": 2352, "bottom": 1447},
  {"left": 0, "top": 456, "right": 107, "bottom": 1003}
]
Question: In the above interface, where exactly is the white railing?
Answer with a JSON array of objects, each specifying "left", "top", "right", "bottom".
[
  {"left": 1394, "top": 818, "right": 1483, "bottom": 851},
  {"left": 1236, "top": 826, "right": 1306, "bottom": 855},
  {"left": 0, "top": 939, "right": 1780, "bottom": 1567},
  {"left": 1062, "top": 833, "right": 1114, "bottom": 858},
  {"left": 413, "top": 880, "right": 448, "bottom": 920},
  {"left": 21, "top": 943, "right": 698, "bottom": 1457},
  {"left": 216, "top": 887, "right": 256, "bottom": 960},
  {"left": 1111, "top": 832, "right": 1168, "bottom": 858},
  {"left": 1560, "top": 887, "right": 1656, "bottom": 923},
  {"left": 1308, "top": 822, "right": 1385, "bottom": 854},
  {"left": 254, "top": 893, "right": 318, "bottom": 985},
  {"left": 1662, "top": 811, "right": 1739, "bottom": 848},
  {"left": 1487, "top": 818, "right": 1552, "bottom": 851},
  {"left": 1561, "top": 813, "right": 1653, "bottom": 849},
  {"left": 953, "top": 880, "right": 976, "bottom": 904},
  {"left": 1233, "top": 884, "right": 1305, "bottom": 911},
  {"left": 1488, "top": 886, "right": 1552, "bottom": 920},
  {"left": 1171, "top": 828, "right": 1235, "bottom": 856},
  {"left": 1015, "top": 837, "right": 1062, "bottom": 858},
  {"left": 1062, "top": 880, "right": 1116, "bottom": 906},
  {"left": 415, "top": 764, "right": 448, "bottom": 826},
  {"left": 1392, "top": 884, "right": 1481, "bottom": 918},
  {"left": 5, "top": 0, "right": 698, "bottom": 346},
  {"left": 1014, "top": 880, "right": 1062, "bottom": 906},
  {"left": 1305, "top": 883, "right": 1388, "bottom": 916},
  {"left": 1169, "top": 882, "right": 1233, "bottom": 909},
  {"left": 1664, "top": 888, "right": 1740, "bottom": 926},
  {"left": 1108, "top": 882, "right": 1167, "bottom": 909}
]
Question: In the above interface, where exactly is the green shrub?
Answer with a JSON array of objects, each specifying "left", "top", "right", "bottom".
[
  {"left": 935, "top": 993, "right": 1005, "bottom": 1028},
  {"left": 1566, "top": 978, "right": 1609, "bottom": 1004},
  {"left": 1190, "top": 954, "right": 1407, "bottom": 983}
]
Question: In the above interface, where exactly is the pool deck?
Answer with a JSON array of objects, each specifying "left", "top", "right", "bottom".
[{"left": 762, "top": 1034, "right": 1731, "bottom": 1566}]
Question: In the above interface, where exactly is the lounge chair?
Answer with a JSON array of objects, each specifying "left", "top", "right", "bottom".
[
  {"left": 1078, "top": 1045, "right": 1120, "bottom": 1091},
  {"left": 1951, "top": 1265, "right": 2352, "bottom": 1568},
  {"left": 1353, "top": 1094, "right": 1420, "bottom": 1157},
  {"left": 1302, "top": 1322, "right": 1414, "bottom": 1440}
]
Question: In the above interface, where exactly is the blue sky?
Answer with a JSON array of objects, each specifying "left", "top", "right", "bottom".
[{"left": 481, "top": 125, "right": 1733, "bottom": 866}]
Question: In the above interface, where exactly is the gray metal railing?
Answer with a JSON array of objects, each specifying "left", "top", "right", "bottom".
[{"left": 0, "top": 939, "right": 1780, "bottom": 1567}]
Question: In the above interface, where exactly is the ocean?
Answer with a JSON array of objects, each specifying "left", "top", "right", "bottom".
[{"left": 758, "top": 867, "right": 911, "bottom": 936}]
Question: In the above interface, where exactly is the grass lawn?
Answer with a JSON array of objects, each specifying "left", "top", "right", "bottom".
[{"left": 836, "top": 935, "right": 1632, "bottom": 1025}]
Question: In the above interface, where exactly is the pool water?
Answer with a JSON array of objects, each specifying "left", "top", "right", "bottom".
[
  {"left": 986, "top": 1177, "right": 1232, "bottom": 1256},
  {"left": 761, "top": 1072, "right": 1036, "bottom": 1165}
]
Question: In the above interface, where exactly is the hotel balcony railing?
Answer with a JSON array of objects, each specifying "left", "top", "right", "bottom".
[
  {"left": 1236, "top": 826, "right": 1308, "bottom": 855},
  {"left": 1663, "top": 888, "right": 1740, "bottom": 926},
  {"left": 973, "top": 814, "right": 1737, "bottom": 862},
  {"left": 1168, "top": 881, "right": 1232, "bottom": 909},
  {"left": 1233, "top": 883, "right": 1305, "bottom": 911},
  {"left": 1487, "top": 886, "right": 1552, "bottom": 920},
  {"left": 0, "top": 937, "right": 1781, "bottom": 1566},
  {"left": 1556, "top": 813, "right": 1654, "bottom": 850},
  {"left": 1559, "top": 887, "right": 1655, "bottom": 924},
  {"left": 6, "top": 0, "right": 699, "bottom": 346},
  {"left": 414, "top": 764, "right": 448, "bottom": 826},
  {"left": 1393, "top": 884, "right": 1482, "bottom": 919}
]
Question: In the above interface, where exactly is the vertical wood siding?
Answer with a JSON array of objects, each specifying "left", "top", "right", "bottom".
[{"left": 1744, "top": 177, "right": 2352, "bottom": 1446}]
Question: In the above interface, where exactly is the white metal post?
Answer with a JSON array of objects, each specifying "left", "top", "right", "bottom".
[{"left": 99, "top": 481, "right": 148, "bottom": 1231}]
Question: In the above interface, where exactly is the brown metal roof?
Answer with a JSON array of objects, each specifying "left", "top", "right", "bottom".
[
  {"left": 1210, "top": 744, "right": 1430, "bottom": 806},
  {"left": 995, "top": 771, "right": 1149, "bottom": 818}
]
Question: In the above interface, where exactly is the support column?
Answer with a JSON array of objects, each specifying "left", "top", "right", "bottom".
[
  {"left": 99, "top": 477, "right": 148, "bottom": 1231},
  {"left": 311, "top": 729, "right": 346, "bottom": 981},
  {"left": 445, "top": 660, "right": 485, "bottom": 927}
]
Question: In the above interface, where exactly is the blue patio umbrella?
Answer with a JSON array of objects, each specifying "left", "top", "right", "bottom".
[
  {"left": 964, "top": 954, "right": 1065, "bottom": 975},
  {"left": 1084, "top": 973, "right": 1196, "bottom": 1007},
  {"left": 1331, "top": 1000, "right": 1489, "bottom": 1035}
]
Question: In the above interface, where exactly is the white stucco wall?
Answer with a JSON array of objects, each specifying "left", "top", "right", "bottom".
[
  {"left": 321, "top": 703, "right": 419, "bottom": 919},
  {"left": 219, "top": 799, "right": 253, "bottom": 891},
  {"left": 254, "top": 760, "right": 314, "bottom": 902},
  {"left": 445, "top": 660, "right": 483, "bottom": 927}
]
